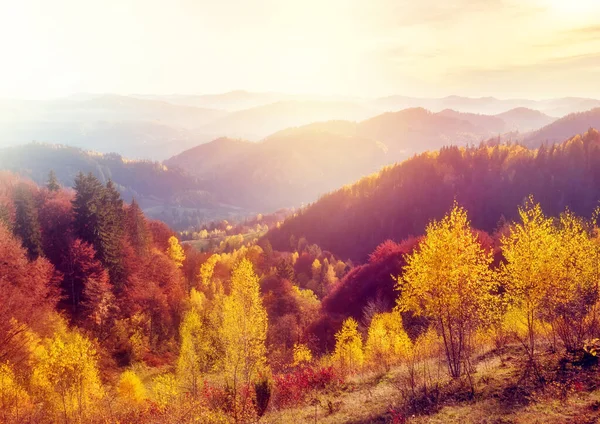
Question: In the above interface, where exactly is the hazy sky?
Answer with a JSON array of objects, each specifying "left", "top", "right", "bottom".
[{"left": 1, "top": 0, "right": 600, "bottom": 99}]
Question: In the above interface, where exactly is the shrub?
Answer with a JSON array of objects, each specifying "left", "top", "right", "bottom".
[
  {"left": 273, "top": 366, "right": 341, "bottom": 408},
  {"left": 118, "top": 370, "right": 147, "bottom": 404}
]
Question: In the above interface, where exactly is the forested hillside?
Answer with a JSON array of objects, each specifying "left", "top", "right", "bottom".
[
  {"left": 267, "top": 129, "right": 600, "bottom": 262},
  {"left": 0, "top": 143, "right": 247, "bottom": 229}
]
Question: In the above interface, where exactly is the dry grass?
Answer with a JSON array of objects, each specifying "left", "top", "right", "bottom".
[{"left": 262, "top": 345, "right": 600, "bottom": 424}]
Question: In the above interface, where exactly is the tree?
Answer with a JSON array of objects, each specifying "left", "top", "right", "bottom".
[
  {"left": 125, "top": 198, "right": 151, "bottom": 257},
  {"left": 220, "top": 259, "right": 268, "bottom": 419},
  {"left": 177, "top": 289, "right": 212, "bottom": 397},
  {"left": 276, "top": 259, "right": 295, "bottom": 282},
  {"left": 167, "top": 235, "right": 185, "bottom": 268},
  {"left": 501, "top": 196, "right": 559, "bottom": 363},
  {"left": 0, "top": 362, "right": 32, "bottom": 422},
  {"left": 292, "top": 343, "right": 312, "bottom": 367},
  {"left": 72, "top": 174, "right": 125, "bottom": 287},
  {"left": 365, "top": 311, "right": 412, "bottom": 371},
  {"left": 332, "top": 317, "right": 364, "bottom": 374},
  {"left": 31, "top": 328, "right": 104, "bottom": 423},
  {"left": 62, "top": 239, "right": 108, "bottom": 316},
  {"left": 0, "top": 222, "right": 58, "bottom": 364},
  {"left": 12, "top": 183, "right": 43, "bottom": 259},
  {"left": 547, "top": 210, "right": 598, "bottom": 351},
  {"left": 398, "top": 203, "right": 494, "bottom": 378},
  {"left": 46, "top": 170, "right": 60, "bottom": 192},
  {"left": 117, "top": 370, "right": 146, "bottom": 405}
]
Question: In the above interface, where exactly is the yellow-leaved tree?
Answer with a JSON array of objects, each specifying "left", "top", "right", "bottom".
[
  {"left": 501, "top": 196, "right": 559, "bottom": 361},
  {"left": 117, "top": 370, "right": 146, "bottom": 405},
  {"left": 220, "top": 259, "right": 268, "bottom": 419},
  {"left": 398, "top": 203, "right": 495, "bottom": 378},
  {"left": 292, "top": 343, "right": 313, "bottom": 367},
  {"left": 0, "top": 362, "right": 32, "bottom": 423},
  {"left": 166, "top": 235, "right": 186, "bottom": 268},
  {"left": 547, "top": 210, "right": 599, "bottom": 351},
  {"left": 365, "top": 311, "right": 412, "bottom": 371},
  {"left": 177, "top": 289, "right": 213, "bottom": 396},
  {"left": 30, "top": 328, "right": 104, "bottom": 423},
  {"left": 332, "top": 317, "right": 364, "bottom": 374}
]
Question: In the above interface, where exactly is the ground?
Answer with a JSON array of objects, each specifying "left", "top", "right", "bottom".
[{"left": 262, "top": 346, "right": 600, "bottom": 424}]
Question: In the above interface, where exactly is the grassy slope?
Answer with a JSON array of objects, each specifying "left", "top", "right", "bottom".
[{"left": 263, "top": 346, "right": 600, "bottom": 424}]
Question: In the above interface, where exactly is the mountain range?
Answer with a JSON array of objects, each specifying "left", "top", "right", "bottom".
[
  {"left": 4, "top": 94, "right": 600, "bottom": 231},
  {"left": 3, "top": 91, "right": 600, "bottom": 161}
]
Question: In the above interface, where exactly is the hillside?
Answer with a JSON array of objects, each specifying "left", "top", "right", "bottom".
[
  {"left": 176, "top": 128, "right": 388, "bottom": 211},
  {"left": 0, "top": 143, "right": 249, "bottom": 229},
  {"left": 524, "top": 107, "right": 600, "bottom": 147},
  {"left": 266, "top": 129, "right": 600, "bottom": 262},
  {"left": 166, "top": 107, "right": 509, "bottom": 212},
  {"left": 495, "top": 107, "right": 556, "bottom": 132}
]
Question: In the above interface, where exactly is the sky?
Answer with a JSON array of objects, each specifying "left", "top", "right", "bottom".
[{"left": 1, "top": 0, "right": 600, "bottom": 99}]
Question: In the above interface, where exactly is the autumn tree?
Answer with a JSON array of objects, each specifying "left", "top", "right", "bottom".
[
  {"left": 0, "top": 362, "right": 32, "bottom": 422},
  {"left": 539, "top": 210, "right": 597, "bottom": 351},
  {"left": 30, "top": 328, "right": 104, "bottom": 422},
  {"left": 0, "top": 223, "right": 58, "bottom": 364},
  {"left": 220, "top": 259, "right": 268, "bottom": 419},
  {"left": 398, "top": 203, "right": 494, "bottom": 378},
  {"left": 365, "top": 311, "right": 412, "bottom": 371},
  {"left": 167, "top": 235, "right": 185, "bottom": 268},
  {"left": 117, "top": 370, "right": 146, "bottom": 405},
  {"left": 332, "top": 317, "right": 364, "bottom": 374},
  {"left": 501, "top": 196, "right": 559, "bottom": 361},
  {"left": 177, "top": 289, "right": 212, "bottom": 396}
]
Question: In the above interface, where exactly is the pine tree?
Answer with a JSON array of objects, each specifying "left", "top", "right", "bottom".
[
  {"left": 46, "top": 170, "right": 60, "bottom": 192},
  {"left": 97, "top": 180, "right": 125, "bottom": 286},
  {"left": 126, "top": 198, "right": 151, "bottom": 256},
  {"left": 12, "top": 183, "right": 43, "bottom": 259},
  {"left": 72, "top": 174, "right": 126, "bottom": 287},
  {"left": 72, "top": 172, "right": 104, "bottom": 247}
]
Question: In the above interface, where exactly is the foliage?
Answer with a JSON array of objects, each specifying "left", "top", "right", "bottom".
[
  {"left": 273, "top": 366, "right": 340, "bottom": 408},
  {"left": 151, "top": 373, "right": 180, "bottom": 411},
  {"left": 220, "top": 259, "right": 268, "bottom": 419},
  {"left": 292, "top": 343, "right": 313, "bottom": 367},
  {"left": 0, "top": 362, "right": 32, "bottom": 423},
  {"left": 365, "top": 311, "right": 412, "bottom": 370},
  {"left": 177, "top": 290, "right": 212, "bottom": 396},
  {"left": 167, "top": 235, "right": 186, "bottom": 268},
  {"left": 398, "top": 203, "right": 495, "bottom": 378},
  {"left": 118, "top": 370, "right": 147, "bottom": 404},
  {"left": 332, "top": 318, "right": 364, "bottom": 374},
  {"left": 30, "top": 328, "right": 104, "bottom": 422},
  {"left": 501, "top": 196, "right": 560, "bottom": 359}
]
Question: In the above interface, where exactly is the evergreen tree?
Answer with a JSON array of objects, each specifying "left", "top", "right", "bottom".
[
  {"left": 72, "top": 172, "right": 104, "bottom": 247},
  {"left": 72, "top": 174, "right": 126, "bottom": 287},
  {"left": 46, "top": 170, "right": 60, "bottom": 192},
  {"left": 97, "top": 180, "right": 125, "bottom": 285},
  {"left": 13, "top": 183, "right": 43, "bottom": 259},
  {"left": 126, "top": 198, "right": 151, "bottom": 256}
]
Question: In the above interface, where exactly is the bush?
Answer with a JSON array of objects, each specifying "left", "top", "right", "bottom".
[{"left": 273, "top": 366, "right": 341, "bottom": 408}]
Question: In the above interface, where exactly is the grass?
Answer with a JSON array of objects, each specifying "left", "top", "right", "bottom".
[{"left": 262, "top": 345, "right": 600, "bottom": 424}]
